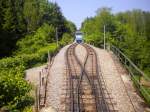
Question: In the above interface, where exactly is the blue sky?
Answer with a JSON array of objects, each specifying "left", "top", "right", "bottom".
[{"left": 49, "top": 0, "right": 150, "bottom": 29}]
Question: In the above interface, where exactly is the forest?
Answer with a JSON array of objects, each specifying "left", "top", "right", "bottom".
[
  {"left": 81, "top": 8, "right": 150, "bottom": 104},
  {"left": 0, "top": 0, "right": 76, "bottom": 111}
]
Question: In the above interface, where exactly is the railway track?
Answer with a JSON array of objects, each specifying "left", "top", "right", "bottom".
[{"left": 63, "top": 43, "right": 115, "bottom": 112}]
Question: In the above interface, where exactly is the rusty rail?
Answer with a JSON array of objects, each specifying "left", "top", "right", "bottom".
[{"left": 64, "top": 43, "right": 115, "bottom": 111}]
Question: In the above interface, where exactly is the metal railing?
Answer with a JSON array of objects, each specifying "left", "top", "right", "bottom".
[{"left": 109, "top": 44, "right": 150, "bottom": 105}]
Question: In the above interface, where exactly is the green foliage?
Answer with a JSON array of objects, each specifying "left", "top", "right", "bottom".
[
  {"left": 0, "top": 0, "right": 76, "bottom": 57},
  {"left": 0, "top": 73, "right": 33, "bottom": 110},
  {"left": 65, "top": 20, "right": 77, "bottom": 35},
  {"left": 0, "top": 22, "right": 59, "bottom": 111},
  {"left": 82, "top": 8, "right": 116, "bottom": 46},
  {"left": 0, "top": 42, "right": 57, "bottom": 111},
  {"left": 85, "top": 32, "right": 103, "bottom": 46},
  {"left": 0, "top": 56, "right": 25, "bottom": 70},
  {"left": 60, "top": 33, "right": 73, "bottom": 46},
  {"left": 0, "top": 1, "right": 76, "bottom": 111},
  {"left": 96, "top": 7, "right": 116, "bottom": 33},
  {"left": 37, "top": 43, "right": 57, "bottom": 63},
  {"left": 23, "top": 0, "right": 39, "bottom": 32},
  {"left": 82, "top": 8, "right": 150, "bottom": 77},
  {"left": 0, "top": 0, "right": 26, "bottom": 57},
  {"left": 22, "top": 106, "right": 33, "bottom": 112},
  {"left": 15, "top": 24, "right": 55, "bottom": 55}
]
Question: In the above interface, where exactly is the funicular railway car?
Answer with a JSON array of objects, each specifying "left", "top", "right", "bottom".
[{"left": 75, "top": 31, "right": 83, "bottom": 43}]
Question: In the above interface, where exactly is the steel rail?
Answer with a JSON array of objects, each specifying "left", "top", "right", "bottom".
[
  {"left": 66, "top": 43, "right": 80, "bottom": 111},
  {"left": 65, "top": 43, "right": 114, "bottom": 112},
  {"left": 83, "top": 44, "right": 114, "bottom": 112}
]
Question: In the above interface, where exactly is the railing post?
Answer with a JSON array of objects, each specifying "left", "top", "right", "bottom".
[
  {"left": 35, "top": 86, "right": 39, "bottom": 112},
  {"left": 48, "top": 51, "right": 51, "bottom": 63},
  {"left": 104, "top": 25, "right": 106, "bottom": 50},
  {"left": 39, "top": 72, "right": 41, "bottom": 86}
]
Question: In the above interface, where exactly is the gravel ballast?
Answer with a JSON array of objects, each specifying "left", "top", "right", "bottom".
[
  {"left": 75, "top": 44, "right": 87, "bottom": 64},
  {"left": 45, "top": 45, "right": 70, "bottom": 111},
  {"left": 92, "top": 46, "right": 146, "bottom": 112}
]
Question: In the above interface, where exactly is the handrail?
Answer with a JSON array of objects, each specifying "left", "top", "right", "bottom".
[
  {"left": 109, "top": 44, "right": 150, "bottom": 104},
  {"left": 110, "top": 45, "right": 150, "bottom": 81}
]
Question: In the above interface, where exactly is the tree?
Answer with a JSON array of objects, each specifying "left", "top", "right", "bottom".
[
  {"left": 0, "top": 0, "right": 25, "bottom": 57},
  {"left": 23, "top": 0, "right": 40, "bottom": 32}
]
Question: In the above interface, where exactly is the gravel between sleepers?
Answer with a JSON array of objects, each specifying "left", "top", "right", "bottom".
[
  {"left": 45, "top": 45, "right": 70, "bottom": 111},
  {"left": 92, "top": 45, "right": 146, "bottom": 112}
]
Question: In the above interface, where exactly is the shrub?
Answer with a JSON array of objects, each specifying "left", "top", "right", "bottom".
[
  {"left": 0, "top": 74, "right": 33, "bottom": 110},
  {"left": 60, "top": 33, "right": 73, "bottom": 46},
  {"left": 15, "top": 24, "right": 55, "bottom": 55}
]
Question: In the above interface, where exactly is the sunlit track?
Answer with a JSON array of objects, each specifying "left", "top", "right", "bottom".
[
  {"left": 65, "top": 43, "right": 81, "bottom": 111},
  {"left": 63, "top": 43, "right": 115, "bottom": 112},
  {"left": 83, "top": 44, "right": 115, "bottom": 111}
]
